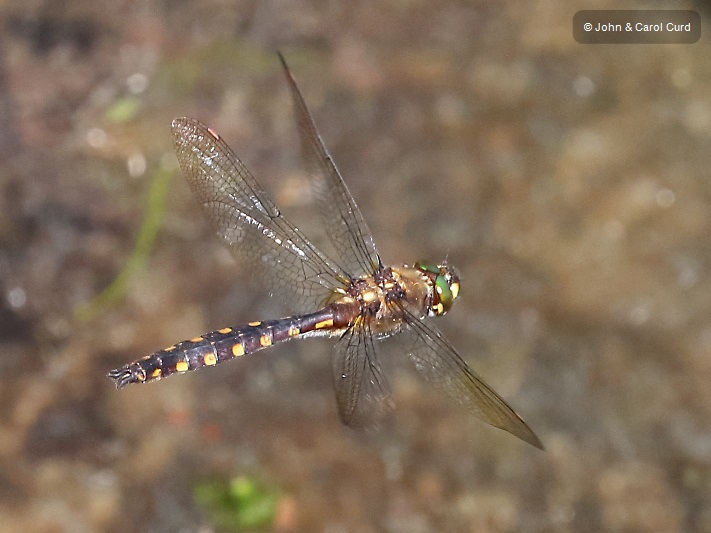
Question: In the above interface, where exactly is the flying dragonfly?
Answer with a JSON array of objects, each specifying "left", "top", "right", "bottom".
[{"left": 108, "top": 53, "right": 543, "bottom": 449}]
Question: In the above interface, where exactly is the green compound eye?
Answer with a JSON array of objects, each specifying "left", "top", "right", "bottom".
[
  {"left": 416, "top": 260, "right": 459, "bottom": 316},
  {"left": 435, "top": 274, "right": 454, "bottom": 314},
  {"left": 415, "top": 261, "right": 439, "bottom": 274}
]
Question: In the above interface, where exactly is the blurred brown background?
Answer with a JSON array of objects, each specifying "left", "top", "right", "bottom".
[{"left": 0, "top": 1, "right": 710, "bottom": 531}]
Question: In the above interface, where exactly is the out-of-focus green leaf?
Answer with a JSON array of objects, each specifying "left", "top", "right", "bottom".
[
  {"left": 75, "top": 166, "right": 173, "bottom": 321},
  {"left": 105, "top": 96, "right": 141, "bottom": 123},
  {"left": 194, "top": 475, "right": 279, "bottom": 531}
]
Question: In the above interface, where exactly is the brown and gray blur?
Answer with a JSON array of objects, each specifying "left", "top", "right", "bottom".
[{"left": 0, "top": 1, "right": 709, "bottom": 532}]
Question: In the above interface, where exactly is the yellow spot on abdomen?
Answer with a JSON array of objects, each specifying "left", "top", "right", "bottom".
[
  {"left": 204, "top": 353, "right": 217, "bottom": 366},
  {"left": 232, "top": 343, "right": 245, "bottom": 357},
  {"left": 164, "top": 345, "right": 176, "bottom": 352},
  {"left": 176, "top": 361, "right": 189, "bottom": 372},
  {"left": 190, "top": 336, "right": 204, "bottom": 343},
  {"left": 314, "top": 318, "right": 334, "bottom": 330},
  {"left": 249, "top": 321, "right": 261, "bottom": 327},
  {"left": 288, "top": 325, "right": 301, "bottom": 336},
  {"left": 219, "top": 327, "right": 232, "bottom": 334},
  {"left": 260, "top": 334, "right": 272, "bottom": 347},
  {"left": 150, "top": 368, "right": 162, "bottom": 379}
]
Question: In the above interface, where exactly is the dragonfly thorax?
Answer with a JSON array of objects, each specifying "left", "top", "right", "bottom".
[
  {"left": 344, "top": 268, "right": 405, "bottom": 319},
  {"left": 337, "top": 262, "right": 461, "bottom": 325}
]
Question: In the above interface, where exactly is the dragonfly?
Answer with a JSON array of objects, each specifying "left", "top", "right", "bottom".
[{"left": 108, "top": 53, "right": 543, "bottom": 449}]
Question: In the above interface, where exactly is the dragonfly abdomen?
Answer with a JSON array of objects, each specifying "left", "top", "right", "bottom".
[{"left": 107, "top": 307, "right": 346, "bottom": 389}]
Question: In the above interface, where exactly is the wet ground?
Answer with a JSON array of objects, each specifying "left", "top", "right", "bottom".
[{"left": 1, "top": 1, "right": 710, "bottom": 532}]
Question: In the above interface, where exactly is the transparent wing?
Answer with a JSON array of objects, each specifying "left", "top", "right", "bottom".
[
  {"left": 279, "top": 53, "right": 381, "bottom": 279},
  {"left": 397, "top": 304, "right": 543, "bottom": 449},
  {"left": 331, "top": 317, "right": 393, "bottom": 428},
  {"left": 172, "top": 117, "right": 349, "bottom": 313}
]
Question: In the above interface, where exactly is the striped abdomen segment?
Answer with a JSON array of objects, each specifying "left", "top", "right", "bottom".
[{"left": 107, "top": 308, "right": 341, "bottom": 389}]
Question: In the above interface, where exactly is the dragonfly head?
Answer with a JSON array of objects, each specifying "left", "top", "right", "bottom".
[{"left": 415, "top": 261, "right": 460, "bottom": 316}]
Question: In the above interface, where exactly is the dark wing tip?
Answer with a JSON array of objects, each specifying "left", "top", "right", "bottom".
[
  {"left": 492, "top": 404, "right": 544, "bottom": 450},
  {"left": 512, "top": 423, "right": 545, "bottom": 450},
  {"left": 277, "top": 50, "right": 287, "bottom": 68},
  {"left": 276, "top": 51, "right": 297, "bottom": 86}
]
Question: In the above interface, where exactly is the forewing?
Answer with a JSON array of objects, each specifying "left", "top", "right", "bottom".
[
  {"left": 279, "top": 53, "right": 381, "bottom": 278},
  {"left": 172, "top": 118, "right": 347, "bottom": 313},
  {"left": 398, "top": 304, "right": 543, "bottom": 449},
  {"left": 331, "top": 317, "right": 393, "bottom": 428}
]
